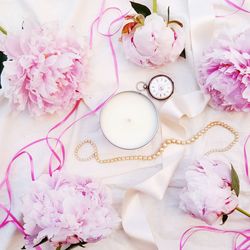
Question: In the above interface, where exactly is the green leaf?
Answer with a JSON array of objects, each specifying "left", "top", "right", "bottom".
[
  {"left": 130, "top": 2, "right": 151, "bottom": 17},
  {"left": 221, "top": 214, "right": 228, "bottom": 225},
  {"left": 65, "top": 241, "right": 87, "bottom": 250},
  {"left": 0, "top": 51, "right": 7, "bottom": 88},
  {"left": 79, "top": 242, "right": 87, "bottom": 248},
  {"left": 65, "top": 245, "right": 77, "bottom": 250},
  {"left": 33, "top": 237, "right": 48, "bottom": 248},
  {"left": 0, "top": 25, "right": 7, "bottom": 35},
  {"left": 231, "top": 164, "right": 240, "bottom": 197},
  {"left": 180, "top": 49, "right": 186, "bottom": 59}
]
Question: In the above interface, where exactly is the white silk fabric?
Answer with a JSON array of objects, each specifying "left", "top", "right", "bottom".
[{"left": 1, "top": 0, "right": 250, "bottom": 250}]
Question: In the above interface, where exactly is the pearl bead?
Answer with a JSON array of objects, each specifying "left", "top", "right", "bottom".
[{"left": 75, "top": 121, "right": 239, "bottom": 165}]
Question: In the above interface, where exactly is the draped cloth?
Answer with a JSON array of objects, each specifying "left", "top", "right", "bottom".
[{"left": 0, "top": 0, "right": 250, "bottom": 249}]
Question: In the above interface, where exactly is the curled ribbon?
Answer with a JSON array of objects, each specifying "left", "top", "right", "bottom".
[
  {"left": 179, "top": 133, "right": 250, "bottom": 249},
  {"left": 180, "top": 226, "right": 250, "bottom": 250},
  {"left": 181, "top": 0, "right": 250, "bottom": 247},
  {"left": 216, "top": 0, "right": 250, "bottom": 17},
  {"left": 0, "top": 137, "right": 65, "bottom": 250},
  {"left": 46, "top": 1, "right": 130, "bottom": 176},
  {"left": 0, "top": 0, "right": 128, "bottom": 248},
  {"left": 244, "top": 134, "right": 250, "bottom": 183},
  {"left": 224, "top": 0, "right": 250, "bottom": 13}
]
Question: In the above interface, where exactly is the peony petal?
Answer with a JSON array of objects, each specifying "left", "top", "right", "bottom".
[
  {"left": 121, "top": 13, "right": 184, "bottom": 68},
  {"left": 0, "top": 21, "right": 88, "bottom": 116},
  {"left": 242, "top": 86, "right": 250, "bottom": 101}
]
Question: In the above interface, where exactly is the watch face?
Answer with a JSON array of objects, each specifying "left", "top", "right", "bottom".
[{"left": 148, "top": 75, "right": 174, "bottom": 100}]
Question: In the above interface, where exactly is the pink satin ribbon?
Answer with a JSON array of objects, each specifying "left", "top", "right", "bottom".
[
  {"left": 1, "top": 0, "right": 248, "bottom": 249},
  {"left": 180, "top": 133, "right": 250, "bottom": 249},
  {"left": 224, "top": 0, "right": 250, "bottom": 13},
  {"left": 244, "top": 134, "right": 250, "bottom": 183},
  {"left": 181, "top": 0, "right": 250, "bottom": 248},
  {"left": 0, "top": 0, "right": 128, "bottom": 248},
  {"left": 180, "top": 226, "right": 250, "bottom": 250},
  {"left": 46, "top": 2, "right": 129, "bottom": 176},
  {"left": 216, "top": 0, "right": 249, "bottom": 17},
  {"left": 0, "top": 137, "right": 65, "bottom": 250}
]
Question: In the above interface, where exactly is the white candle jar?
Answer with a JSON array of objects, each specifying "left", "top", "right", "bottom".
[{"left": 100, "top": 91, "right": 159, "bottom": 150}]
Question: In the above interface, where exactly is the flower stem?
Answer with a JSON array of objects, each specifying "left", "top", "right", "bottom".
[
  {"left": 152, "top": 0, "right": 158, "bottom": 13},
  {"left": 236, "top": 207, "right": 250, "bottom": 218},
  {"left": 56, "top": 246, "right": 62, "bottom": 250},
  {"left": 0, "top": 25, "right": 7, "bottom": 35}
]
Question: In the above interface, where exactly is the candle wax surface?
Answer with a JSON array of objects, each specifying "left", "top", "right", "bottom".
[{"left": 100, "top": 92, "right": 158, "bottom": 149}]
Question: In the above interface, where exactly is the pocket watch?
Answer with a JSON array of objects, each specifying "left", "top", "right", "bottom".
[{"left": 136, "top": 74, "right": 174, "bottom": 101}]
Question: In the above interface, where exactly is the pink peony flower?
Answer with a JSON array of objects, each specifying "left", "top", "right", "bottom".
[
  {"left": 121, "top": 13, "right": 185, "bottom": 68},
  {"left": 179, "top": 156, "right": 238, "bottom": 225},
  {"left": 22, "top": 172, "right": 119, "bottom": 249},
  {"left": 199, "top": 28, "right": 250, "bottom": 112},
  {"left": 0, "top": 22, "right": 88, "bottom": 116}
]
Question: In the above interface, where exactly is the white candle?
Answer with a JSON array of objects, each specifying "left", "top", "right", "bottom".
[{"left": 100, "top": 91, "right": 158, "bottom": 149}]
